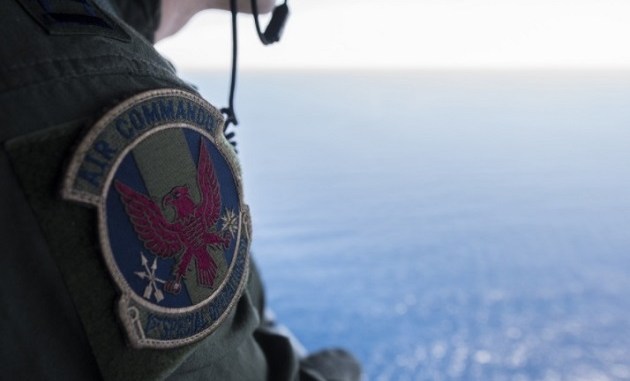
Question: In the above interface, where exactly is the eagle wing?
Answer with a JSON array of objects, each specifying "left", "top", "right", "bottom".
[
  {"left": 195, "top": 140, "right": 222, "bottom": 227},
  {"left": 115, "top": 180, "right": 183, "bottom": 258}
]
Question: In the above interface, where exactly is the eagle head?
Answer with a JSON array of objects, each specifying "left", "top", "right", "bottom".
[{"left": 162, "top": 185, "right": 196, "bottom": 219}]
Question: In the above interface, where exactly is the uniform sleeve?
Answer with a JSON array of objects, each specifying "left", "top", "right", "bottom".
[{"left": 0, "top": 148, "right": 101, "bottom": 380}]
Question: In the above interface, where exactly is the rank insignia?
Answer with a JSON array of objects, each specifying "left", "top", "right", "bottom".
[{"left": 61, "top": 89, "right": 251, "bottom": 349}]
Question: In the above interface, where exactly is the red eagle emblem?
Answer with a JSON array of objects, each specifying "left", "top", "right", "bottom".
[{"left": 114, "top": 141, "right": 229, "bottom": 295}]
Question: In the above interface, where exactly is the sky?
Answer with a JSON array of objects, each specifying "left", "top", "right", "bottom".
[{"left": 156, "top": 0, "right": 630, "bottom": 70}]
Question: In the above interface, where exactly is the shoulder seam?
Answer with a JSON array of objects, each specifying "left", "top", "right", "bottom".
[{"left": 0, "top": 55, "right": 188, "bottom": 94}]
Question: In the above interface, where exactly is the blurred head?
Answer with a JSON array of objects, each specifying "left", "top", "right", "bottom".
[{"left": 155, "top": 0, "right": 276, "bottom": 42}]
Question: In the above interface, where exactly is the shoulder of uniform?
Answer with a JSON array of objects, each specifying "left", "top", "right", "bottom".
[
  {"left": 0, "top": 0, "right": 173, "bottom": 94},
  {"left": 109, "top": 0, "right": 162, "bottom": 43}
]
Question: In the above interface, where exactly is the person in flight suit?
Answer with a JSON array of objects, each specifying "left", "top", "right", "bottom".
[{"left": 0, "top": 0, "right": 361, "bottom": 380}]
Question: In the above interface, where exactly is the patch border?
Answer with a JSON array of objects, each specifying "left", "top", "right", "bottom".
[{"left": 61, "top": 89, "right": 251, "bottom": 349}]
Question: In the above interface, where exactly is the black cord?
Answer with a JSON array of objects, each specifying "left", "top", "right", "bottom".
[
  {"left": 221, "top": 0, "right": 239, "bottom": 149},
  {"left": 251, "top": 0, "right": 289, "bottom": 45},
  {"left": 222, "top": 0, "right": 288, "bottom": 149},
  {"left": 250, "top": 0, "right": 265, "bottom": 43}
]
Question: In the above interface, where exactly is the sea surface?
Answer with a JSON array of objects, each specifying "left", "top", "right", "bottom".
[{"left": 185, "top": 70, "right": 630, "bottom": 381}]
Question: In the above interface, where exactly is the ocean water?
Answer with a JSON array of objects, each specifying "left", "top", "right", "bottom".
[{"left": 186, "top": 70, "right": 630, "bottom": 381}]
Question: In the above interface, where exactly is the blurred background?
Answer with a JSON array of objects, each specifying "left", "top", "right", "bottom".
[{"left": 157, "top": 1, "right": 630, "bottom": 380}]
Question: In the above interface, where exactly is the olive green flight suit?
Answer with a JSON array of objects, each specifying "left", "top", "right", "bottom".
[{"left": 0, "top": 1, "right": 358, "bottom": 380}]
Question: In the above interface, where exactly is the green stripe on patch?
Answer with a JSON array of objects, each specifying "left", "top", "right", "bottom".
[{"left": 132, "top": 129, "right": 199, "bottom": 221}]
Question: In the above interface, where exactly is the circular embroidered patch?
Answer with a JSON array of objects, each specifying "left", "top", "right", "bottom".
[{"left": 62, "top": 89, "right": 251, "bottom": 349}]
